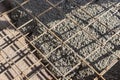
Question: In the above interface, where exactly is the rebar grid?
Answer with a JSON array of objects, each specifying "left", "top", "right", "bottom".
[{"left": 0, "top": 0, "right": 120, "bottom": 80}]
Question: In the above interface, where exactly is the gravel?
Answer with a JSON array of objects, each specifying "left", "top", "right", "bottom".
[
  {"left": 67, "top": 31, "right": 99, "bottom": 58},
  {"left": 33, "top": 32, "right": 61, "bottom": 55},
  {"left": 48, "top": 45, "right": 80, "bottom": 74},
  {"left": 52, "top": 19, "right": 82, "bottom": 41},
  {"left": 65, "top": 64, "right": 96, "bottom": 80},
  {"left": 9, "top": 0, "right": 120, "bottom": 79}
]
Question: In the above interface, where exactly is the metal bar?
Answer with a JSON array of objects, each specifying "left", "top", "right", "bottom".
[
  {"left": 1, "top": 0, "right": 119, "bottom": 80},
  {"left": 4, "top": 1, "right": 65, "bottom": 80}
]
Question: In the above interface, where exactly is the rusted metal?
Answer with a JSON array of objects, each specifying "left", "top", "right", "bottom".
[{"left": 0, "top": 0, "right": 120, "bottom": 80}]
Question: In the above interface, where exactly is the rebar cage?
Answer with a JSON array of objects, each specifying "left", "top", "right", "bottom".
[{"left": 0, "top": 0, "right": 120, "bottom": 80}]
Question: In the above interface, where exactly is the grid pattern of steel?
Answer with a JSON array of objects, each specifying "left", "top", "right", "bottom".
[{"left": 0, "top": 0, "right": 120, "bottom": 80}]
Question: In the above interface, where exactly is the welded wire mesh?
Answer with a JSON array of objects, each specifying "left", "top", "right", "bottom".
[{"left": 0, "top": 0, "right": 120, "bottom": 80}]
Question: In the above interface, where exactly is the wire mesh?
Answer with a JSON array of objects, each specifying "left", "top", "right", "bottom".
[{"left": 0, "top": 0, "right": 120, "bottom": 80}]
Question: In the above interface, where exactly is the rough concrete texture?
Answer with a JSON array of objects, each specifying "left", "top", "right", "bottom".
[
  {"left": 1, "top": 0, "right": 120, "bottom": 80},
  {"left": 48, "top": 45, "right": 80, "bottom": 74}
]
